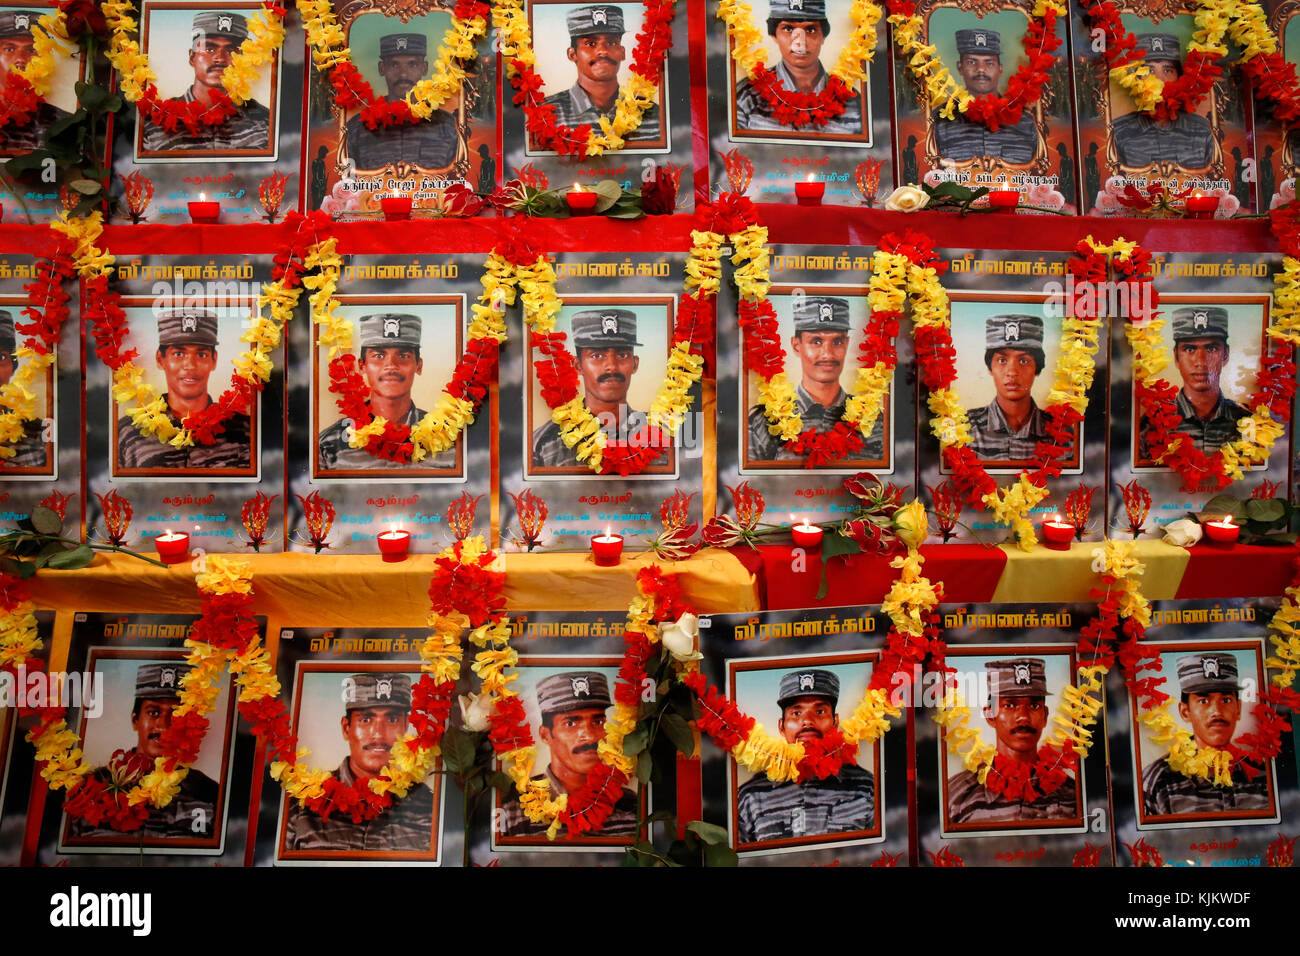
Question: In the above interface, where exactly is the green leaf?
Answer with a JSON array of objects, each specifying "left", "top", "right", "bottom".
[
  {"left": 660, "top": 711, "right": 696, "bottom": 757},
  {"left": 590, "top": 179, "right": 624, "bottom": 212},
  {"left": 33, "top": 541, "right": 64, "bottom": 569},
  {"left": 486, "top": 770, "right": 515, "bottom": 793},
  {"left": 440, "top": 726, "right": 477, "bottom": 774},
  {"left": 30, "top": 506, "right": 62, "bottom": 536},
  {"left": 622, "top": 725, "right": 649, "bottom": 756},
  {"left": 44, "top": 109, "right": 87, "bottom": 139},
  {"left": 924, "top": 180, "right": 975, "bottom": 201},
  {"left": 704, "top": 843, "right": 739, "bottom": 867},
  {"left": 637, "top": 749, "right": 653, "bottom": 785},
  {"left": 0, "top": 556, "right": 32, "bottom": 578},
  {"left": 46, "top": 545, "right": 93, "bottom": 570},
  {"left": 1245, "top": 497, "right": 1286, "bottom": 524},
  {"left": 686, "top": 820, "right": 730, "bottom": 845},
  {"left": 68, "top": 178, "right": 101, "bottom": 196},
  {"left": 75, "top": 82, "right": 120, "bottom": 113},
  {"left": 643, "top": 809, "right": 675, "bottom": 826},
  {"left": 1201, "top": 494, "right": 1246, "bottom": 524}
]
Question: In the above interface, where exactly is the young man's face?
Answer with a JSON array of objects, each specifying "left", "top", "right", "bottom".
[
  {"left": 772, "top": 20, "right": 824, "bottom": 70},
  {"left": 791, "top": 331, "right": 848, "bottom": 387},
  {"left": 0, "top": 349, "right": 14, "bottom": 386},
  {"left": 988, "top": 348, "right": 1037, "bottom": 405},
  {"left": 0, "top": 34, "right": 34, "bottom": 79},
  {"left": 156, "top": 344, "right": 217, "bottom": 404},
  {"left": 540, "top": 706, "right": 607, "bottom": 777},
  {"left": 377, "top": 53, "right": 429, "bottom": 100},
  {"left": 1149, "top": 58, "right": 1180, "bottom": 82},
  {"left": 985, "top": 695, "right": 1046, "bottom": 757},
  {"left": 341, "top": 705, "right": 409, "bottom": 778},
  {"left": 778, "top": 695, "right": 837, "bottom": 745},
  {"left": 362, "top": 346, "right": 422, "bottom": 403},
  {"left": 578, "top": 346, "right": 638, "bottom": 405},
  {"left": 189, "top": 35, "right": 240, "bottom": 90},
  {"left": 1179, "top": 691, "right": 1240, "bottom": 749},
  {"left": 957, "top": 53, "right": 1001, "bottom": 94},
  {"left": 1173, "top": 337, "right": 1228, "bottom": 401},
  {"left": 133, "top": 698, "right": 178, "bottom": 759},
  {"left": 567, "top": 33, "right": 625, "bottom": 84}
]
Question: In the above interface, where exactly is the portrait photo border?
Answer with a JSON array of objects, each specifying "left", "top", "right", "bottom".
[
  {"left": 0, "top": 0, "right": 90, "bottom": 160},
  {"left": 0, "top": 292, "right": 57, "bottom": 480}
]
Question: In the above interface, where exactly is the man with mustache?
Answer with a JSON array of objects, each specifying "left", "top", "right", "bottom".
[
  {"left": 933, "top": 29, "right": 1039, "bottom": 165},
  {"left": 947, "top": 658, "right": 1078, "bottom": 824},
  {"left": 140, "top": 11, "right": 272, "bottom": 153},
  {"left": 499, "top": 672, "right": 638, "bottom": 837},
  {"left": 965, "top": 313, "right": 1051, "bottom": 463},
  {"left": 0, "top": 309, "right": 48, "bottom": 468},
  {"left": 116, "top": 309, "right": 252, "bottom": 470},
  {"left": 539, "top": 6, "right": 662, "bottom": 145},
  {"left": 0, "top": 10, "right": 69, "bottom": 154},
  {"left": 284, "top": 673, "right": 437, "bottom": 852},
  {"left": 736, "top": 669, "right": 874, "bottom": 844},
  {"left": 317, "top": 313, "right": 456, "bottom": 471},
  {"left": 748, "top": 296, "right": 883, "bottom": 462},
  {"left": 1111, "top": 35, "right": 1214, "bottom": 170},
  {"left": 68, "top": 662, "right": 219, "bottom": 841},
  {"left": 1138, "top": 307, "right": 1248, "bottom": 461},
  {"left": 531, "top": 308, "right": 669, "bottom": 469},
  {"left": 733, "top": 0, "right": 862, "bottom": 135},
  {"left": 344, "top": 33, "right": 460, "bottom": 171},
  {"left": 1142, "top": 653, "right": 1270, "bottom": 817}
]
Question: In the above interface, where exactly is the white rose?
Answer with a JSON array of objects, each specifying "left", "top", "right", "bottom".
[
  {"left": 883, "top": 185, "right": 929, "bottom": 213},
  {"left": 1162, "top": 518, "right": 1203, "bottom": 548},
  {"left": 458, "top": 692, "right": 492, "bottom": 732},
  {"left": 658, "top": 612, "right": 702, "bottom": 662}
]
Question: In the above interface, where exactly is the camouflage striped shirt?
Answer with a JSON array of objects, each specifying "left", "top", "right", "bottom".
[
  {"left": 966, "top": 397, "right": 1050, "bottom": 462},
  {"left": 540, "top": 83, "right": 663, "bottom": 142},
  {"left": 67, "top": 763, "right": 219, "bottom": 841},
  {"left": 933, "top": 109, "right": 1038, "bottom": 165},
  {"left": 531, "top": 405, "right": 669, "bottom": 469},
  {"left": 284, "top": 760, "right": 437, "bottom": 853},
  {"left": 0, "top": 418, "right": 47, "bottom": 469},
  {"left": 947, "top": 768, "right": 1078, "bottom": 824},
  {"left": 116, "top": 397, "right": 251, "bottom": 470},
  {"left": 747, "top": 384, "right": 883, "bottom": 462},
  {"left": 344, "top": 106, "right": 459, "bottom": 171},
  {"left": 1142, "top": 757, "right": 1270, "bottom": 817},
  {"left": 317, "top": 403, "right": 456, "bottom": 471},
  {"left": 140, "top": 90, "right": 271, "bottom": 153},
  {"left": 0, "top": 102, "right": 68, "bottom": 153},
  {"left": 734, "top": 62, "right": 862, "bottom": 136},
  {"left": 1139, "top": 390, "right": 1250, "bottom": 459},
  {"left": 1112, "top": 112, "right": 1214, "bottom": 170},
  {"left": 736, "top": 765, "right": 874, "bottom": 843},
  {"left": 498, "top": 766, "right": 639, "bottom": 838}
]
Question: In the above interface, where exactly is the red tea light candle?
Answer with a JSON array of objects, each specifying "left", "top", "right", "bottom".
[
  {"left": 591, "top": 529, "right": 624, "bottom": 566},
  {"left": 1203, "top": 515, "right": 1240, "bottom": 544},
  {"left": 988, "top": 182, "right": 1020, "bottom": 211},
  {"left": 377, "top": 526, "right": 412, "bottom": 561},
  {"left": 795, "top": 174, "right": 825, "bottom": 205},
  {"left": 791, "top": 522, "right": 823, "bottom": 548},
  {"left": 380, "top": 195, "right": 413, "bottom": 220},
  {"left": 154, "top": 529, "right": 190, "bottom": 564},
  {"left": 1185, "top": 190, "right": 1219, "bottom": 219},
  {"left": 566, "top": 183, "right": 599, "bottom": 214},
  {"left": 187, "top": 191, "right": 219, "bottom": 224},
  {"left": 1040, "top": 515, "right": 1075, "bottom": 549}
]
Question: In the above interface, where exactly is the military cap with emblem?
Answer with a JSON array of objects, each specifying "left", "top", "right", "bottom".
[
  {"left": 566, "top": 5, "right": 625, "bottom": 38},
  {"left": 570, "top": 308, "right": 642, "bottom": 349},
  {"left": 1171, "top": 306, "right": 1228, "bottom": 342},
  {"left": 156, "top": 309, "right": 219, "bottom": 349},
  {"left": 344, "top": 672, "right": 413, "bottom": 712},
  {"left": 0, "top": 309, "right": 14, "bottom": 355},
  {"left": 956, "top": 28, "right": 1001, "bottom": 57},
  {"left": 984, "top": 658, "right": 1050, "bottom": 701},
  {"left": 1136, "top": 33, "right": 1181, "bottom": 61},
  {"left": 358, "top": 313, "right": 422, "bottom": 351},
  {"left": 0, "top": 10, "right": 38, "bottom": 38},
  {"left": 767, "top": 0, "right": 828, "bottom": 27},
  {"left": 536, "top": 671, "right": 613, "bottom": 716},
  {"left": 1176, "top": 652, "right": 1240, "bottom": 696},
  {"left": 379, "top": 33, "right": 427, "bottom": 57},
  {"left": 135, "top": 661, "right": 194, "bottom": 701},
  {"left": 192, "top": 10, "right": 249, "bottom": 42},
  {"left": 984, "top": 313, "right": 1044, "bottom": 363},
  {"left": 793, "top": 295, "right": 851, "bottom": 334},
  {"left": 777, "top": 668, "right": 840, "bottom": 709}
]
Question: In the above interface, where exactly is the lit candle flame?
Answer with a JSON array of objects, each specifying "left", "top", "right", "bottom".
[
  {"left": 199, "top": 192, "right": 206, "bottom": 202},
  {"left": 1192, "top": 189, "right": 1204, "bottom": 198},
  {"left": 805, "top": 173, "right": 814, "bottom": 183},
  {"left": 573, "top": 183, "right": 584, "bottom": 193},
  {"left": 1222, "top": 515, "right": 1235, "bottom": 528}
]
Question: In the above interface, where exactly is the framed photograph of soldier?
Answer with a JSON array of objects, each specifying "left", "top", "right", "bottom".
[
  {"left": 525, "top": 0, "right": 669, "bottom": 154},
  {"left": 311, "top": 297, "right": 467, "bottom": 479},
  {"left": 0, "top": 611, "right": 50, "bottom": 867},
  {"left": 0, "top": 2, "right": 86, "bottom": 158},
  {"left": 890, "top": 0, "right": 1079, "bottom": 212},
  {"left": 0, "top": 295, "right": 55, "bottom": 478},
  {"left": 1253, "top": 0, "right": 1300, "bottom": 211},
  {"left": 133, "top": 1, "right": 281, "bottom": 161},
  {"left": 1071, "top": 7, "right": 1254, "bottom": 214}
]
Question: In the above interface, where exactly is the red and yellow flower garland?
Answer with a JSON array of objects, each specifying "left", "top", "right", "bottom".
[{"left": 0, "top": 7, "right": 73, "bottom": 133}]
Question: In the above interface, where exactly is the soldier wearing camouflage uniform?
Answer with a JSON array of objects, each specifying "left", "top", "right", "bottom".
[
  {"left": 1111, "top": 35, "right": 1214, "bottom": 170},
  {"left": 933, "top": 29, "right": 1038, "bottom": 164},
  {"left": 141, "top": 12, "right": 272, "bottom": 153},
  {"left": 946, "top": 658, "right": 1079, "bottom": 824},
  {"left": 0, "top": 10, "right": 69, "bottom": 153},
  {"left": 317, "top": 313, "right": 456, "bottom": 471},
  {"left": 965, "top": 313, "right": 1051, "bottom": 462},
  {"left": 284, "top": 673, "right": 437, "bottom": 853},
  {"left": 736, "top": 670, "right": 874, "bottom": 844},
  {"left": 344, "top": 34, "right": 460, "bottom": 171},
  {"left": 115, "top": 309, "right": 252, "bottom": 470},
  {"left": 67, "top": 662, "right": 220, "bottom": 841},
  {"left": 733, "top": 0, "right": 861, "bottom": 135},
  {"left": 1142, "top": 653, "right": 1270, "bottom": 818},
  {"left": 539, "top": 6, "right": 662, "bottom": 143},
  {"left": 0, "top": 309, "right": 47, "bottom": 468}
]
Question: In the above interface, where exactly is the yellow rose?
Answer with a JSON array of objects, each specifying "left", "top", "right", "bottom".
[
  {"left": 883, "top": 185, "right": 929, "bottom": 212},
  {"left": 892, "top": 499, "right": 930, "bottom": 551}
]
